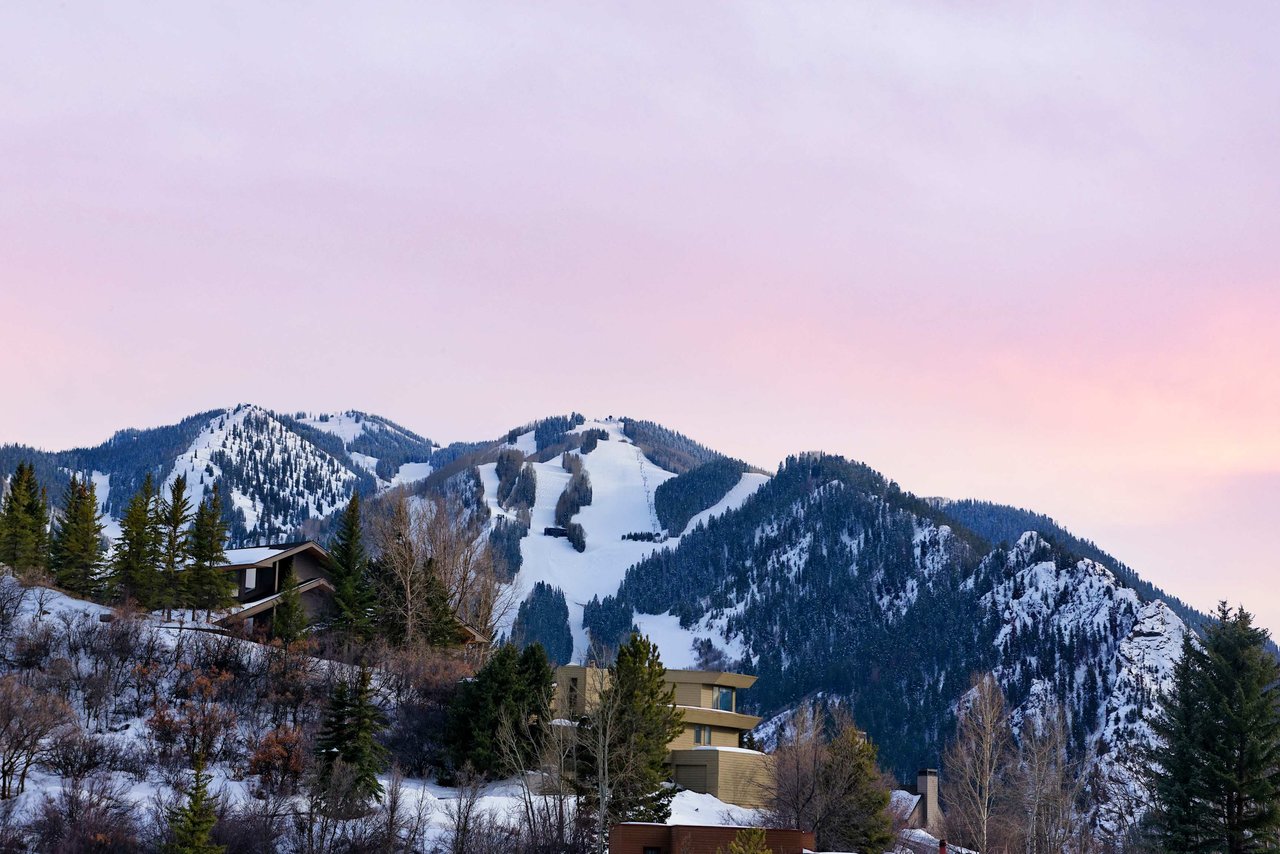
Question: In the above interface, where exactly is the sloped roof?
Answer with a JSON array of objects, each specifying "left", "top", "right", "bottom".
[{"left": 218, "top": 540, "right": 331, "bottom": 570}]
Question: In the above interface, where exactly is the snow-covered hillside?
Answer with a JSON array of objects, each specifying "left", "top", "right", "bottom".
[{"left": 478, "top": 418, "right": 767, "bottom": 663}]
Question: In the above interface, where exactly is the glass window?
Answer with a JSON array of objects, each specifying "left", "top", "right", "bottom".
[
  {"left": 694, "top": 724, "right": 710, "bottom": 745},
  {"left": 713, "top": 686, "right": 735, "bottom": 711},
  {"left": 244, "top": 566, "right": 257, "bottom": 592}
]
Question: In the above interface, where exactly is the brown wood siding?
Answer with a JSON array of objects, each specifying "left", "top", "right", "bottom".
[{"left": 609, "top": 824, "right": 814, "bottom": 854}]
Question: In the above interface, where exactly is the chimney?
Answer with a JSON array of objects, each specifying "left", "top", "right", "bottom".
[{"left": 917, "top": 768, "right": 940, "bottom": 834}]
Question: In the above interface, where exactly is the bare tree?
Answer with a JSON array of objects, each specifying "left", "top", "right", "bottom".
[
  {"left": 761, "top": 705, "right": 893, "bottom": 852},
  {"left": 369, "top": 493, "right": 435, "bottom": 645},
  {"left": 0, "top": 675, "right": 73, "bottom": 798},
  {"left": 1017, "top": 707, "right": 1085, "bottom": 854},
  {"left": 944, "top": 673, "right": 1015, "bottom": 854}
]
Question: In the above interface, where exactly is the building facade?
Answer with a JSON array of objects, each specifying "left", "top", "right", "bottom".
[{"left": 553, "top": 664, "right": 771, "bottom": 808}]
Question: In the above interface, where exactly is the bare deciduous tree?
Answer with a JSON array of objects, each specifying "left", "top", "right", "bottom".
[
  {"left": 0, "top": 675, "right": 72, "bottom": 799},
  {"left": 944, "top": 673, "right": 1014, "bottom": 854},
  {"left": 1017, "top": 707, "right": 1085, "bottom": 854}
]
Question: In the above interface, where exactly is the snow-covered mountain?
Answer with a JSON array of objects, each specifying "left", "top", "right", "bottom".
[
  {"left": 1, "top": 406, "right": 1198, "bottom": 831},
  {"left": 0, "top": 404, "right": 438, "bottom": 545}
]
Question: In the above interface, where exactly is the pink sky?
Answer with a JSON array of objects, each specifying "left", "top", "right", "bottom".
[{"left": 2, "top": 4, "right": 1278, "bottom": 630}]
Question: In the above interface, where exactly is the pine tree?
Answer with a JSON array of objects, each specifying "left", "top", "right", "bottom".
[
  {"left": 187, "top": 487, "right": 236, "bottom": 621},
  {"left": 583, "top": 633, "right": 685, "bottom": 827},
  {"left": 313, "top": 668, "right": 387, "bottom": 813},
  {"left": 165, "top": 755, "right": 224, "bottom": 854},
  {"left": 49, "top": 475, "right": 104, "bottom": 597},
  {"left": 271, "top": 568, "right": 307, "bottom": 649},
  {"left": 111, "top": 474, "right": 162, "bottom": 608},
  {"left": 1148, "top": 604, "right": 1280, "bottom": 853},
  {"left": 157, "top": 475, "right": 193, "bottom": 620},
  {"left": 329, "top": 494, "right": 373, "bottom": 640},
  {"left": 0, "top": 462, "right": 49, "bottom": 574},
  {"left": 420, "top": 563, "right": 457, "bottom": 647}
]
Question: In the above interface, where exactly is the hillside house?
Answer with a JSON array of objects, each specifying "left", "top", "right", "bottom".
[
  {"left": 553, "top": 665, "right": 770, "bottom": 808},
  {"left": 213, "top": 541, "right": 336, "bottom": 631}
]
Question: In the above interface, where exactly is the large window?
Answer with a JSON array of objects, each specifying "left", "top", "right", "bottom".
[{"left": 713, "top": 686, "right": 735, "bottom": 712}]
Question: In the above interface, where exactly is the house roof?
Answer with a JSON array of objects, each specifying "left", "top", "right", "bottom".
[
  {"left": 663, "top": 669, "right": 758, "bottom": 689},
  {"left": 217, "top": 576, "right": 336, "bottom": 624},
  {"left": 218, "top": 540, "right": 332, "bottom": 570}
]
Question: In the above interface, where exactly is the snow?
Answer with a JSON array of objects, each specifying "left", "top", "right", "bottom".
[
  {"left": 486, "top": 420, "right": 680, "bottom": 660},
  {"left": 221, "top": 546, "right": 286, "bottom": 565},
  {"left": 349, "top": 451, "right": 381, "bottom": 475},
  {"left": 507, "top": 429, "right": 538, "bottom": 456},
  {"left": 682, "top": 472, "right": 769, "bottom": 534},
  {"left": 393, "top": 461, "right": 434, "bottom": 486},
  {"left": 299, "top": 411, "right": 370, "bottom": 444},
  {"left": 485, "top": 419, "right": 773, "bottom": 664}
]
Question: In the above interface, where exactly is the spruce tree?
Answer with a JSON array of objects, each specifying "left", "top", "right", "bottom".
[
  {"left": 166, "top": 755, "right": 224, "bottom": 854},
  {"left": 0, "top": 462, "right": 49, "bottom": 574},
  {"left": 271, "top": 568, "right": 307, "bottom": 649},
  {"left": 420, "top": 564, "right": 457, "bottom": 647},
  {"left": 1148, "top": 604, "right": 1280, "bottom": 853},
  {"left": 329, "top": 494, "right": 373, "bottom": 640},
  {"left": 110, "top": 474, "right": 162, "bottom": 608},
  {"left": 313, "top": 668, "right": 387, "bottom": 812},
  {"left": 187, "top": 487, "right": 235, "bottom": 621},
  {"left": 582, "top": 633, "right": 685, "bottom": 828},
  {"left": 157, "top": 475, "right": 193, "bottom": 620},
  {"left": 49, "top": 475, "right": 104, "bottom": 597}
]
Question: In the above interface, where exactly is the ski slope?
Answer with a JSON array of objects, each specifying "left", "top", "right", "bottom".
[{"left": 481, "top": 419, "right": 768, "bottom": 663}]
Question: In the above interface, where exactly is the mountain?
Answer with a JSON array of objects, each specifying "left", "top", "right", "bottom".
[
  {"left": 0, "top": 405, "right": 438, "bottom": 545},
  {"left": 1, "top": 406, "right": 1203, "bottom": 831}
]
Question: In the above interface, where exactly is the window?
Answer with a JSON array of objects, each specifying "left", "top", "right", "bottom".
[
  {"left": 713, "top": 686, "right": 735, "bottom": 712},
  {"left": 644, "top": 847, "right": 662, "bottom": 854},
  {"left": 244, "top": 566, "right": 257, "bottom": 592},
  {"left": 694, "top": 724, "right": 711, "bottom": 745}
]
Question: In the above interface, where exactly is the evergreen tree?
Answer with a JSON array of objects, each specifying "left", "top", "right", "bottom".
[
  {"left": 49, "top": 475, "right": 104, "bottom": 597},
  {"left": 313, "top": 668, "right": 387, "bottom": 812},
  {"left": 0, "top": 462, "right": 48, "bottom": 574},
  {"left": 718, "top": 828, "right": 771, "bottom": 854},
  {"left": 1148, "top": 604, "right": 1280, "bottom": 853},
  {"left": 110, "top": 474, "right": 162, "bottom": 608},
  {"left": 581, "top": 633, "right": 685, "bottom": 827},
  {"left": 329, "top": 494, "right": 373, "bottom": 640},
  {"left": 511, "top": 582, "right": 573, "bottom": 666},
  {"left": 271, "top": 568, "right": 308, "bottom": 649},
  {"left": 187, "top": 487, "right": 235, "bottom": 620},
  {"left": 446, "top": 643, "right": 554, "bottom": 776},
  {"left": 166, "top": 755, "right": 224, "bottom": 854},
  {"left": 157, "top": 475, "right": 193, "bottom": 620},
  {"left": 420, "top": 564, "right": 457, "bottom": 647}
]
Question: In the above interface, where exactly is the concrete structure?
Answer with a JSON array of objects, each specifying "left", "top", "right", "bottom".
[
  {"left": 553, "top": 664, "right": 771, "bottom": 808},
  {"left": 609, "top": 823, "right": 814, "bottom": 854}
]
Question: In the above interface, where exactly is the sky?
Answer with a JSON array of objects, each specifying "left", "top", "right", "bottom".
[{"left": 2, "top": 4, "right": 1278, "bottom": 630}]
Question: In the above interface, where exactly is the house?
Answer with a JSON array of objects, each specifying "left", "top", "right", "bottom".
[
  {"left": 553, "top": 665, "right": 771, "bottom": 808},
  {"left": 214, "top": 540, "right": 336, "bottom": 631},
  {"left": 608, "top": 823, "right": 814, "bottom": 854},
  {"left": 213, "top": 541, "right": 492, "bottom": 656},
  {"left": 890, "top": 769, "right": 943, "bottom": 837}
]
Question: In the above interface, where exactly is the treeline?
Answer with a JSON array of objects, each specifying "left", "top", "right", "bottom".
[
  {"left": 494, "top": 450, "right": 536, "bottom": 512},
  {"left": 653, "top": 456, "right": 745, "bottom": 535},
  {"left": 1, "top": 462, "right": 239, "bottom": 619},
  {"left": 554, "top": 453, "right": 592, "bottom": 528},
  {"left": 620, "top": 418, "right": 721, "bottom": 474},
  {"left": 578, "top": 429, "right": 608, "bottom": 454},
  {"left": 510, "top": 582, "right": 573, "bottom": 666}
]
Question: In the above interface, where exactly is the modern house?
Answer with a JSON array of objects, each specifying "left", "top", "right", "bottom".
[
  {"left": 553, "top": 665, "right": 770, "bottom": 808},
  {"left": 213, "top": 540, "right": 336, "bottom": 631}
]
